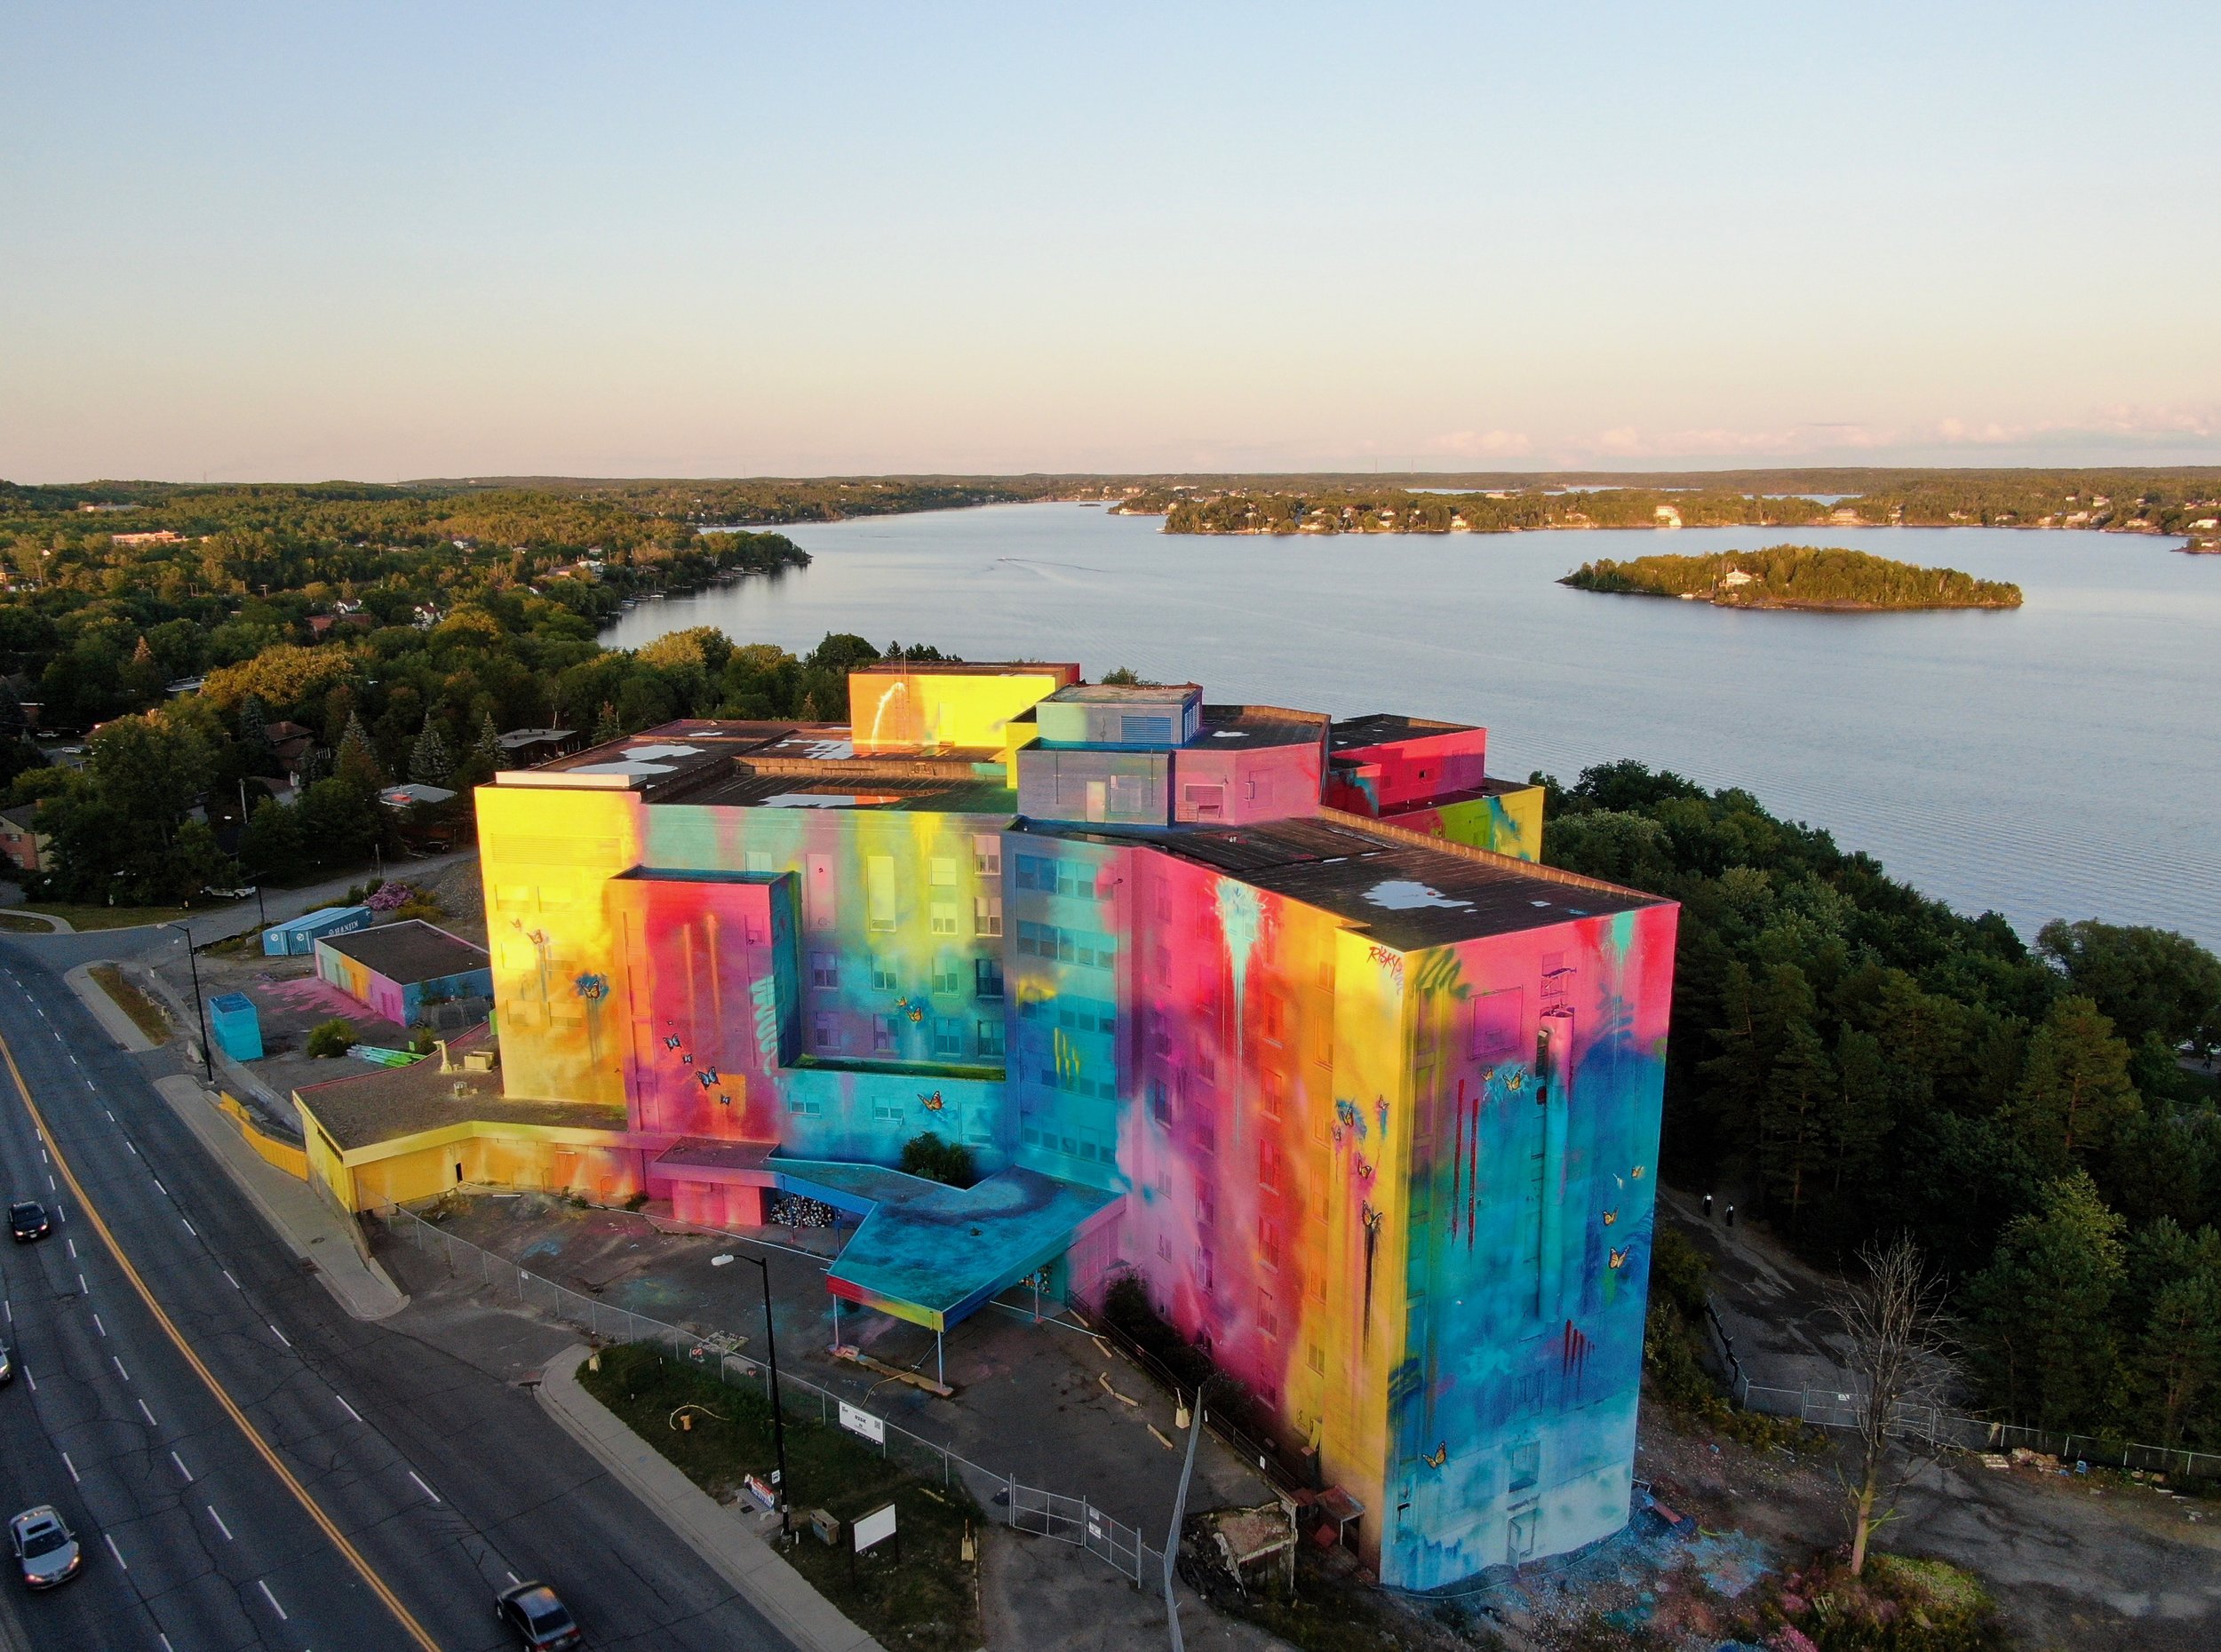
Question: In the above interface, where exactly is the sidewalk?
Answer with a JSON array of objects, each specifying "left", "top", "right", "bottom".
[{"left": 536, "top": 1343, "right": 884, "bottom": 1652}]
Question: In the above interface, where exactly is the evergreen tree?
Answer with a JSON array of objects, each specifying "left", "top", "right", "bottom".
[
  {"left": 1964, "top": 1171, "right": 2126, "bottom": 1431},
  {"left": 408, "top": 713, "right": 453, "bottom": 787},
  {"left": 474, "top": 710, "right": 502, "bottom": 769},
  {"left": 2005, "top": 996, "right": 2142, "bottom": 1178},
  {"left": 591, "top": 700, "right": 623, "bottom": 744},
  {"left": 1758, "top": 1016, "right": 1833, "bottom": 1225},
  {"left": 335, "top": 711, "right": 384, "bottom": 789}
]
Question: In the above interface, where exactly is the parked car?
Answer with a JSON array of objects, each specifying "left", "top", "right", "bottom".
[
  {"left": 495, "top": 1581, "right": 582, "bottom": 1649},
  {"left": 8, "top": 1203, "right": 49, "bottom": 1244},
  {"left": 0, "top": 1342, "right": 13, "bottom": 1385},
  {"left": 8, "top": 1507, "right": 82, "bottom": 1589}
]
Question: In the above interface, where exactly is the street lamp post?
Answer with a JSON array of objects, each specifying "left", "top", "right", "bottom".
[
  {"left": 163, "top": 920, "right": 212, "bottom": 1081},
  {"left": 737, "top": 1253, "right": 792, "bottom": 1538}
]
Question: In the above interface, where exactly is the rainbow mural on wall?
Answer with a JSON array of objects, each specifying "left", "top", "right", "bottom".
[{"left": 299, "top": 664, "right": 1675, "bottom": 1589}]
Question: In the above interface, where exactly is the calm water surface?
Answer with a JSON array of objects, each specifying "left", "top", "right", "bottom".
[{"left": 603, "top": 505, "right": 2221, "bottom": 949}]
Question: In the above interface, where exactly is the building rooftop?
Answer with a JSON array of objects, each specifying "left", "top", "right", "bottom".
[
  {"left": 1191, "top": 703, "right": 1330, "bottom": 750},
  {"left": 849, "top": 660, "right": 1081, "bottom": 679},
  {"left": 659, "top": 773, "right": 1019, "bottom": 814},
  {"left": 1036, "top": 814, "right": 1662, "bottom": 949},
  {"left": 295, "top": 1032, "right": 625, "bottom": 1151},
  {"left": 321, "top": 920, "right": 490, "bottom": 985},
  {"left": 1327, "top": 713, "right": 1480, "bottom": 753},
  {"left": 1046, "top": 682, "right": 1202, "bottom": 703}
]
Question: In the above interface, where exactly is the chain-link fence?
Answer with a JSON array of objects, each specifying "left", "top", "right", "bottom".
[
  {"left": 1703, "top": 1297, "right": 2221, "bottom": 1481},
  {"left": 373, "top": 1201, "right": 1163, "bottom": 1584}
]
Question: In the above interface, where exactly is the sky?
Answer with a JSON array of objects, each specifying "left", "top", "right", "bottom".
[{"left": 5, "top": 2, "right": 2218, "bottom": 482}]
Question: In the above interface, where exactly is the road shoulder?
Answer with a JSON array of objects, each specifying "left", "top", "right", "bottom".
[{"left": 536, "top": 1342, "right": 885, "bottom": 1652}]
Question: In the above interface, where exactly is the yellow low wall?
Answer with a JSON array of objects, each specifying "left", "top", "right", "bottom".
[{"left": 217, "top": 1092, "right": 310, "bottom": 1180}]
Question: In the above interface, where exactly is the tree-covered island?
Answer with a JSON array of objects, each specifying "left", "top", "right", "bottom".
[{"left": 1560, "top": 544, "right": 2024, "bottom": 611}]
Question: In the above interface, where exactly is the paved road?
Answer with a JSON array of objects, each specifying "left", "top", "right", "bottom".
[
  {"left": 14, "top": 851, "right": 480, "bottom": 971},
  {"left": 0, "top": 941, "right": 795, "bottom": 1651}
]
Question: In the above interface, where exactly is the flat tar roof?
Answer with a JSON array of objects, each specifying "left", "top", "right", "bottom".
[
  {"left": 321, "top": 920, "right": 490, "bottom": 985},
  {"left": 1032, "top": 815, "right": 1663, "bottom": 949},
  {"left": 1192, "top": 703, "right": 1329, "bottom": 750},
  {"left": 1327, "top": 713, "right": 1479, "bottom": 752}
]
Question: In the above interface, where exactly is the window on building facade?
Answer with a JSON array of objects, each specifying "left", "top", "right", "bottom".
[
  {"left": 934, "top": 1017, "right": 964, "bottom": 1058},
  {"left": 810, "top": 952, "right": 839, "bottom": 989},
  {"left": 1257, "top": 992, "right": 1286, "bottom": 1046},
  {"left": 1261, "top": 1068, "right": 1286, "bottom": 1117},
  {"left": 866, "top": 854, "right": 897, "bottom": 932},
  {"left": 1260, "top": 1220, "right": 1281, "bottom": 1271},
  {"left": 1148, "top": 1079, "right": 1170, "bottom": 1124},
  {"left": 1306, "top": 1341, "right": 1325, "bottom": 1375},
  {"left": 1260, "top": 1140, "right": 1281, "bottom": 1190},
  {"left": 872, "top": 1099, "right": 904, "bottom": 1123},
  {"left": 744, "top": 850, "right": 774, "bottom": 874},
  {"left": 930, "top": 901, "right": 959, "bottom": 936},
  {"left": 872, "top": 1014, "right": 897, "bottom": 1053},
  {"left": 930, "top": 855, "right": 959, "bottom": 886},
  {"left": 976, "top": 1019, "right": 1005, "bottom": 1059},
  {"left": 974, "top": 957, "right": 1004, "bottom": 999},
  {"left": 974, "top": 894, "right": 1002, "bottom": 936},
  {"left": 932, "top": 957, "right": 961, "bottom": 996},
  {"left": 972, "top": 834, "right": 1001, "bottom": 876},
  {"left": 811, "top": 1012, "right": 839, "bottom": 1052},
  {"left": 871, "top": 956, "right": 898, "bottom": 991}
]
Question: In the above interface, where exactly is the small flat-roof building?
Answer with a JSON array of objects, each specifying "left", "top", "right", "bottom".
[{"left": 314, "top": 920, "right": 492, "bottom": 1029}]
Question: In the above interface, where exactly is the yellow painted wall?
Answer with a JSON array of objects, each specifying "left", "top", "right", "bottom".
[
  {"left": 849, "top": 669, "right": 1068, "bottom": 755},
  {"left": 477, "top": 784, "right": 644, "bottom": 1108},
  {"left": 217, "top": 1092, "right": 308, "bottom": 1179},
  {"left": 1316, "top": 925, "right": 1413, "bottom": 1565}
]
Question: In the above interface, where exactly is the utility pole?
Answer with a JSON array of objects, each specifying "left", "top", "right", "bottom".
[
  {"left": 739, "top": 1253, "right": 792, "bottom": 1538},
  {"left": 167, "top": 921, "right": 211, "bottom": 1081},
  {"left": 1162, "top": 1385, "right": 1207, "bottom": 1652}
]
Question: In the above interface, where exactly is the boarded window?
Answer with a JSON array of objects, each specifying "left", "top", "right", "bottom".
[{"left": 866, "top": 854, "right": 896, "bottom": 932}]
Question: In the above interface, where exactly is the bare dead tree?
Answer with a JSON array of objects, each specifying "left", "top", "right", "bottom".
[{"left": 1826, "top": 1234, "right": 1959, "bottom": 1575}]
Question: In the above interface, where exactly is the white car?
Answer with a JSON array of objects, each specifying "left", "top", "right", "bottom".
[{"left": 9, "top": 1506, "right": 83, "bottom": 1589}]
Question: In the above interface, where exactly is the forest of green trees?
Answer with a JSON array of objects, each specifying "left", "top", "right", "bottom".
[
  {"left": 0, "top": 482, "right": 916, "bottom": 904},
  {"left": 1561, "top": 545, "right": 2024, "bottom": 610},
  {"left": 1539, "top": 762, "right": 2221, "bottom": 1449},
  {"left": 1139, "top": 467, "right": 2221, "bottom": 539}
]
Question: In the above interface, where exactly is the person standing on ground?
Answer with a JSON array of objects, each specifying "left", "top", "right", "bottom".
[
  {"left": 1703, "top": 1192, "right": 1715, "bottom": 1220},
  {"left": 1724, "top": 1203, "right": 1736, "bottom": 1228}
]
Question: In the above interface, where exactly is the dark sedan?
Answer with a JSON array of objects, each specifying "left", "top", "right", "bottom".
[
  {"left": 8, "top": 1203, "right": 49, "bottom": 1244},
  {"left": 496, "top": 1581, "right": 583, "bottom": 1649}
]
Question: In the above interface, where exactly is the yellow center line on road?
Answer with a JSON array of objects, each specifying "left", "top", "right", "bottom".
[{"left": 0, "top": 1023, "right": 443, "bottom": 1652}]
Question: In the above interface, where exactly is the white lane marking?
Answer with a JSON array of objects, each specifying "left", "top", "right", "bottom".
[
  {"left": 76, "top": 1274, "right": 88, "bottom": 1295},
  {"left": 38, "top": 1147, "right": 46, "bottom": 1164},
  {"left": 222, "top": 1270, "right": 241, "bottom": 1290},
  {"left": 137, "top": 1398, "right": 156, "bottom": 1427},
  {"left": 92, "top": 1313, "right": 106, "bottom": 1337},
  {"left": 181, "top": 1219, "right": 195, "bottom": 1236},
  {"left": 104, "top": 1108, "right": 115, "bottom": 1121},
  {"left": 207, "top": 1505, "right": 233, "bottom": 1541},
  {"left": 124, "top": 1142, "right": 137, "bottom": 1156},
  {"left": 406, "top": 1470, "right": 441, "bottom": 1505},
  {"left": 113, "top": 1354, "right": 130, "bottom": 1382},
  {"left": 335, "top": 1394, "right": 362, "bottom": 1424},
  {"left": 152, "top": 1178, "right": 166, "bottom": 1195},
  {"left": 60, "top": 1452, "right": 78, "bottom": 1485},
  {"left": 257, "top": 1578, "right": 287, "bottom": 1621},
  {"left": 46, "top": 1173, "right": 54, "bottom": 1188},
  {"left": 171, "top": 1450, "right": 193, "bottom": 1482},
  {"left": 104, "top": 1533, "right": 127, "bottom": 1570},
  {"left": 267, "top": 1322, "right": 291, "bottom": 1348},
  {"left": 506, "top": 1569, "right": 521, "bottom": 1588},
  {"left": 158, "top": 1636, "right": 172, "bottom": 1652},
  {"left": 3, "top": 1299, "right": 10, "bottom": 1322},
  {"left": 65, "top": 1237, "right": 76, "bottom": 1259}
]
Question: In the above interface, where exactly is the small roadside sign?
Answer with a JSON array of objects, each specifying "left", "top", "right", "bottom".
[
  {"left": 853, "top": 1501, "right": 897, "bottom": 1555},
  {"left": 839, "top": 1400, "right": 886, "bottom": 1445}
]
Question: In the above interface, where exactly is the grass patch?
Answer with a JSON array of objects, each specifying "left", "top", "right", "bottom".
[
  {"left": 579, "top": 1344, "right": 981, "bottom": 1652},
  {"left": 1185, "top": 1539, "right": 1486, "bottom": 1652},
  {"left": 89, "top": 965, "right": 171, "bottom": 1044},
  {"left": 20, "top": 901, "right": 200, "bottom": 933},
  {"left": 1765, "top": 1552, "right": 2011, "bottom": 1652},
  {"left": 0, "top": 912, "right": 58, "bottom": 932}
]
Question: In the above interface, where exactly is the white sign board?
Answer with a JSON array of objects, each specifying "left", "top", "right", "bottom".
[
  {"left": 852, "top": 1502, "right": 897, "bottom": 1554},
  {"left": 838, "top": 1401, "right": 886, "bottom": 1445}
]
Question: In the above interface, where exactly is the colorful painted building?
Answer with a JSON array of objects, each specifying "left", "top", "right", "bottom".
[{"left": 293, "top": 662, "right": 1676, "bottom": 1589}]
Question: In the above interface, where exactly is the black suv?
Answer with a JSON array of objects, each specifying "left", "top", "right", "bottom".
[{"left": 8, "top": 1204, "right": 49, "bottom": 1244}]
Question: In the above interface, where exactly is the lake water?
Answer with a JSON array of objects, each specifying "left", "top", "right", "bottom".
[{"left": 602, "top": 505, "right": 2221, "bottom": 949}]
